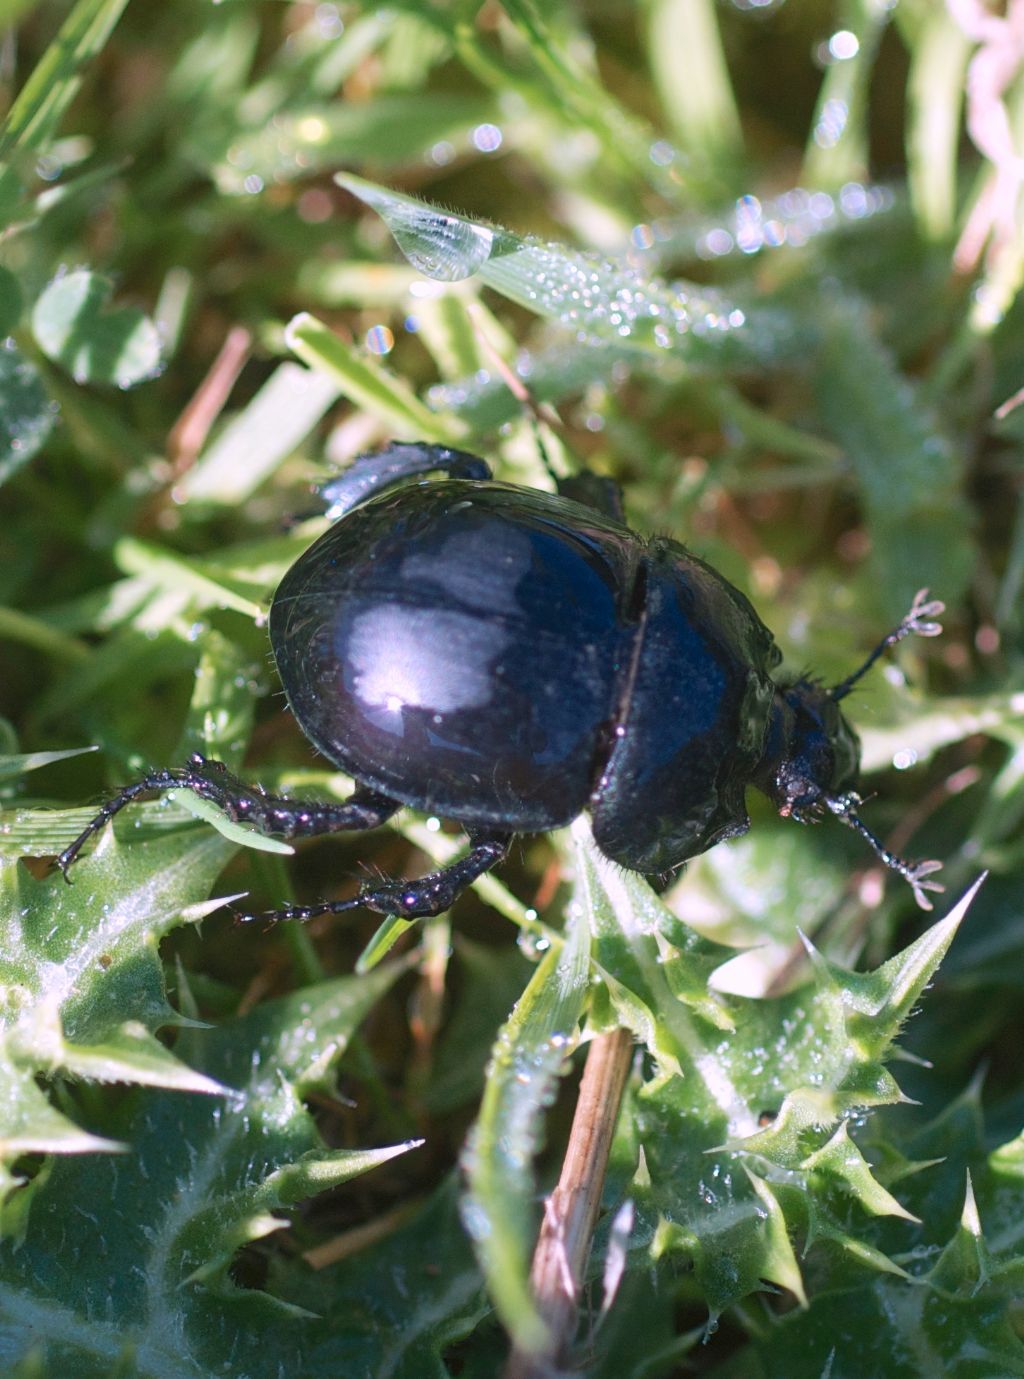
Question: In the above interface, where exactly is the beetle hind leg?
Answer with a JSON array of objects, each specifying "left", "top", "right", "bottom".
[
  {"left": 237, "top": 829, "right": 513, "bottom": 926},
  {"left": 55, "top": 752, "right": 399, "bottom": 877},
  {"left": 555, "top": 471, "right": 626, "bottom": 522}
]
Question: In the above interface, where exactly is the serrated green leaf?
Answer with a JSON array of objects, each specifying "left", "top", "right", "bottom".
[
  {"left": 573, "top": 820, "right": 733, "bottom": 1072},
  {"left": 801, "top": 1122, "right": 919, "bottom": 1221},
  {"left": 31, "top": 270, "right": 162, "bottom": 388},
  {"left": 804, "top": 886, "right": 973, "bottom": 1059},
  {"left": 0, "top": 799, "right": 219, "bottom": 862},
  {"left": 0, "top": 827, "right": 237, "bottom": 1201},
  {"left": 927, "top": 1171, "right": 991, "bottom": 1290},
  {"left": 0, "top": 960, "right": 418, "bottom": 1373},
  {"left": 745, "top": 1169, "right": 807, "bottom": 1306},
  {"left": 626, "top": 887, "right": 980, "bottom": 1320}
]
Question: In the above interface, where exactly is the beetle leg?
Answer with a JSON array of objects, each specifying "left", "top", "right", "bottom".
[
  {"left": 555, "top": 471, "right": 626, "bottom": 521},
  {"left": 830, "top": 588, "right": 945, "bottom": 702},
  {"left": 825, "top": 791, "right": 944, "bottom": 910},
  {"left": 236, "top": 829, "right": 513, "bottom": 926},
  {"left": 319, "top": 442, "right": 492, "bottom": 519},
  {"left": 55, "top": 752, "right": 399, "bottom": 878}
]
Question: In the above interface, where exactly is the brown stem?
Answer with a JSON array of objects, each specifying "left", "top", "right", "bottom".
[
  {"left": 504, "top": 1026, "right": 634, "bottom": 1379},
  {"left": 167, "top": 324, "right": 252, "bottom": 474}
]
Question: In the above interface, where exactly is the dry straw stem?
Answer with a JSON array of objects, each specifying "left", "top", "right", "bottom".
[{"left": 505, "top": 1027, "right": 635, "bottom": 1379}]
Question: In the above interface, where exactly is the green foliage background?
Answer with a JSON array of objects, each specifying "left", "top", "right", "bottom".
[{"left": 2, "top": 1, "right": 1024, "bottom": 1375}]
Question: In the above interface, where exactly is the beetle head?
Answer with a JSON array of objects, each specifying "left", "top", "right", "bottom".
[
  {"left": 761, "top": 676, "right": 860, "bottom": 821},
  {"left": 757, "top": 676, "right": 943, "bottom": 910}
]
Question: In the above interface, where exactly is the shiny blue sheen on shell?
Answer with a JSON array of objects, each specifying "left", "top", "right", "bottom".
[{"left": 269, "top": 480, "right": 783, "bottom": 872}]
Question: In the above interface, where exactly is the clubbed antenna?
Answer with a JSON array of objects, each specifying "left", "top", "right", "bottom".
[
  {"left": 831, "top": 588, "right": 945, "bottom": 703},
  {"left": 825, "top": 791, "right": 945, "bottom": 910}
]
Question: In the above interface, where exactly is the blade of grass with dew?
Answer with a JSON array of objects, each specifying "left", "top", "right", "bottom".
[
  {"left": 339, "top": 174, "right": 796, "bottom": 369},
  {"left": 802, "top": 0, "right": 892, "bottom": 192}
]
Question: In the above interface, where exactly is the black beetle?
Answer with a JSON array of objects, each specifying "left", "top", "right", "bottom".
[{"left": 58, "top": 441, "right": 944, "bottom": 919}]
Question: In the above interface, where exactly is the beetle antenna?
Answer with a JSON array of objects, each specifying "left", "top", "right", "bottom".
[
  {"left": 830, "top": 589, "right": 944, "bottom": 702},
  {"left": 825, "top": 791, "right": 944, "bottom": 910}
]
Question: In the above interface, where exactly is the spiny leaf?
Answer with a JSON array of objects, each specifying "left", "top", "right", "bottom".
[
  {"left": 801, "top": 1122, "right": 919, "bottom": 1222},
  {"left": 0, "top": 961, "right": 418, "bottom": 1371},
  {"left": 575, "top": 820, "right": 733, "bottom": 1069},
  {"left": 0, "top": 828, "right": 236, "bottom": 1208}
]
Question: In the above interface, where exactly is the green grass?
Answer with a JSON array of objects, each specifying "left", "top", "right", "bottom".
[{"left": 2, "top": 2, "right": 1024, "bottom": 1376}]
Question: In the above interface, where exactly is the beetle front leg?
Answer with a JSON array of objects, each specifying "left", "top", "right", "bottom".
[
  {"left": 825, "top": 791, "right": 944, "bottom": 910},
  {"left": 55, "top": 753, "right": 399, "bottom": 878},
  {"left": 830, "top": 589, "right": 945, "bottom": 702},
  {"left": 236, "top": 830, "right": 513, "bottom": 925}
]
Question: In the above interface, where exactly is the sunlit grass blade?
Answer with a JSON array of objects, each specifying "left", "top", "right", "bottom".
[
  {"left": 179, "top": 363, "right": 341, "bottom": 506},
  {"left": 339, "top": 173, "right": 790, "bottom": 367},
  {"left": 901, "top": 5, "right": 970, "bottom": 241},
  {"left": 285, "top": 311, "right": 464, "bottom": 441},
  {"left": 802, "top": 0, "right": 891, "bottom": 191},
  {"left": 646, "top": 0, "right": 743, "bottom": 179},
  {"left": 0, "top": 0, "right": 130, "bottom": 221}
]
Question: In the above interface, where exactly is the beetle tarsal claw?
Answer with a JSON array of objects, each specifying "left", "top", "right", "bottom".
[
  {"left": 905, "top": 859, "right": 945, "bottom": 912},
  {"left": 904, "top": 588, "right": 945, "bottom": 639},
  {"left": 825, "top": 792, "right": 943, "bottom": 907}
]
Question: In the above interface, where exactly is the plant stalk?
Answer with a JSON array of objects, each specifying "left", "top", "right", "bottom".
[{"left": 504, "top": 1026, "right": 634, "bottom": 1379}]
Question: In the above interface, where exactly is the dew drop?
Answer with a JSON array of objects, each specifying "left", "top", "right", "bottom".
[
  {"left": 829, "top": 29, "right": 859, "bottom": 59},
  {"left": 813, "top": 99, "right": 848, "bottom": 149},
  {"left": 472, "top": 123, "right": 503, "bottom": 153},
  {"left": 390, "top": 209, "right": 494, "bottom": 282},
  {"left": 365, "top": 324, "right": 394, "bottom": 355}
]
